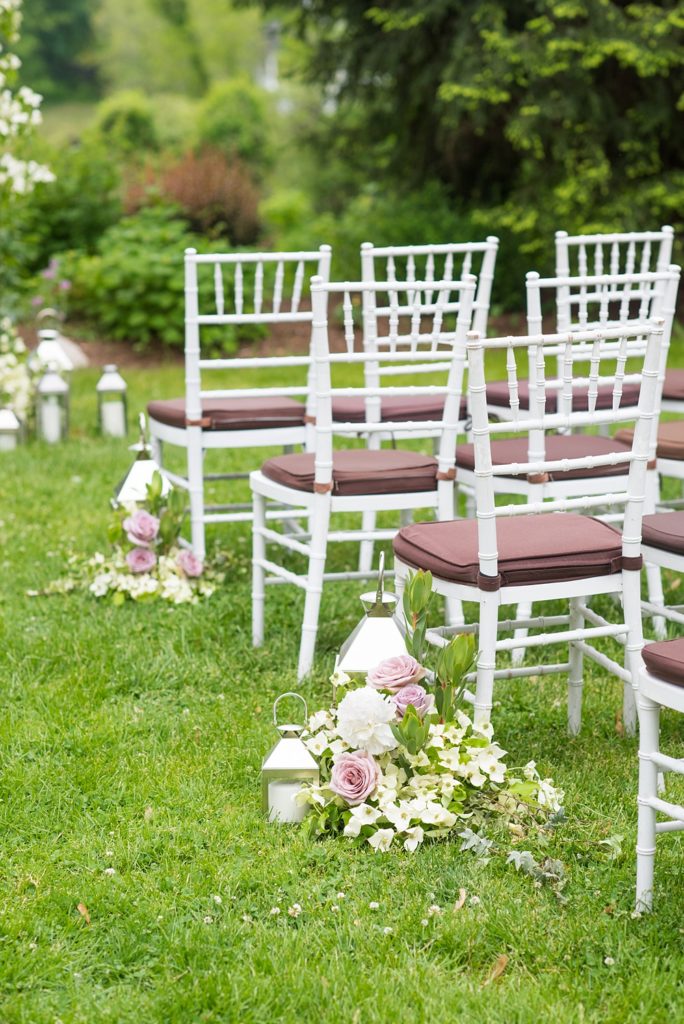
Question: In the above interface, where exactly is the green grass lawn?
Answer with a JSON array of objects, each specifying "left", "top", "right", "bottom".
[{"left": 1, "top": 361, "right": 683, "bottom": 1023}]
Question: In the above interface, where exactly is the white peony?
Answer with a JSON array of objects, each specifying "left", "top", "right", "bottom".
[{"left": 335, "top": 687, "right": 398, "bottom": 756}]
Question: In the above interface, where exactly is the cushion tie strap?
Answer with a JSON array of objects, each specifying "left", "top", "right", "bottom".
[
  {"left": 185, "top": 416, "right": 210, "bottom": 428},
  {"left": 436, "top": 468, "right": 456, "bottom": 481},
  {"left": 313, "top": 481, "right": 333, "bottom": 494}
]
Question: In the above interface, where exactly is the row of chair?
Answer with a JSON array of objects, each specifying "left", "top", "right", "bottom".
[{"left": 145, "top": 227, "right": 683, "bottom": 910}]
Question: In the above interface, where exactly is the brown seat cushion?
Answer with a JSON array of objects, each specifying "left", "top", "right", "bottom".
[
  {"left": 486, "top": 379, "right": 641, "bottom": 413},
  {"left": 147, "top": 396, "right": 305, "bottom": 431},
  {"left": 664, "top": 368, "right": 684, "bottom": 403},
  {"left": 261, "top": 449, "right": 439, "bottom": 496},
  {"left": 456, "top": 434, "right": 631, "bottom": 481},
  {"left": 616, "top": 420, "right": 684, "bottom": 461},
  {"left": 641, "top": 511, "right": 684, "bottom": 555},
  {"left": 332, "top": 394, "right": 467, "bottom": 424},
  {"left": 393, "top": 513, "right": 625, "bottom": 588},
  {"left": 642, "top": 638, "right": 684, "bottom": 687}
]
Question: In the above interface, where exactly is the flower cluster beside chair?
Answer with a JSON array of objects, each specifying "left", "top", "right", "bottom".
[{"left": 143, "top": 226, "right": 683, "bottom": 910}]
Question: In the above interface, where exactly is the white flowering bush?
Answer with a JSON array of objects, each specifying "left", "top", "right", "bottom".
[
  {"left": 299, "top": 669, "right": 563, "bottom": 854},
  {"left": 0, "top": 0, "right": 53, "bottom": 197},
  {"left": 0, "top": 314, "right": 34, "bottom": 420}
]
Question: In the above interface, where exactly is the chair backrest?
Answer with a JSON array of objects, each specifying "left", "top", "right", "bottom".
[
  {"left": 361, "top": 238, "right": 499, "bottom": 337},
  {"left": 309, "top": 275, "right": 477, "bottom": 489},
  {"left": 467, "top": 322, "right": 665, "bottom": 586},
  {"left": 526, "top": 265, "right": 680, "bottom": 452},
  {"left": 555, "top": 227, "right": 675, "bottom": 281},
  {"left": 526, "top": 266, "right": 680, "bottom": 336},
  {"left": 183, "top": 246, "right": 332, "bottom": 424}
]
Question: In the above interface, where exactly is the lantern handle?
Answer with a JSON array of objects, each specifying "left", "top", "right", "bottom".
[
  {"left": 273, "top": 691, "right": 308, "bottom": 727},
  {"left": 375, "top": 550, "right": 385, "bottom": 604}
]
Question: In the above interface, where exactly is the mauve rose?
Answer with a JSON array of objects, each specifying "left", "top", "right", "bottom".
[
  {"left": 366, "top": 654, "right": 426, "bottom": 694},
  {"left": 329, "top": 751, "right": 381, "bottom": 805},
  {"left": 392, "top": 684, "right": 434, "bottom": 720},
  {"left": 177, "top": 549, "right": 203, "bottom": 577},
  {"left": 123, "top": 509, "right": 160, "bottom": 548},
  {"left": 126, "top": 547, "right": 157, "bottom": 574}
]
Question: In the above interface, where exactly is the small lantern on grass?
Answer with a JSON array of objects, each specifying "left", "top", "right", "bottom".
[
  {"left": 35, "top": 326, "right": 73, "bottom": 373},
  {"left": 97, "top": 364, "right": 128, "bottom": 437},
  {"left": 37, "top": 365, "right": 69, "bottom": 443},
  {"left": 334, "top": 552, "right": 407, "bottom": 684},
  {"left": 113, "top": 413, "right": 170, "bottom": 507},
  {"left": 0, "top": 408, "right": 21, "bottom": 450},
  {"left": 262, "top": 692, "right": 319, "bottom": 823}
]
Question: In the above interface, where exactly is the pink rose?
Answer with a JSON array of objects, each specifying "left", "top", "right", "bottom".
[
  {"left": 123, "top": 509, "right": 160, "bottom": 548},
  {"left": 177, "top": 549, "right": 203, "bottom": 577},
  {"left": 366, "top": 654, "right": 426, "bottom": 694},
  {"left": 392, "top": 684, "right": 434, "bottom": 720},
  {"left": 329, "top": 751, "right": 381, "bottom": 806},
  {"left": 126, "top": 547, "right": 157, "bottom": 574}
]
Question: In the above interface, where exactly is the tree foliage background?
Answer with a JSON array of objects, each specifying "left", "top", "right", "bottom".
[{"left": 258, "top": 0, "right": 684, "bottom": 276}]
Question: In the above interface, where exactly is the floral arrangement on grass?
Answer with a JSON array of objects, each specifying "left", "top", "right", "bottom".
[
  {"left": 298, "top": 571, "right": 564, "bottom": 855},
  {"left": 0, "top": 316, "right": 35, "bottom": 422},
  {"left": 36, "top": 471, "right": 223, "bottom": 605},
  {"left": 85, "top": 471, "right": 220, "bottom": 605}
]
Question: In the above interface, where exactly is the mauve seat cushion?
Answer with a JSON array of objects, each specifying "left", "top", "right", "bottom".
[
  {"left": 642, "top": 638, "right": 684, "bottom": 687},
  {"left": 486, "top": 379, "right": 641, "bottom": 412},
  {"left": 641, "top": 511, "right": 684, "bottom": 554},
  {"left": 147, "top": 396, "right": 305, "bottom": 431},
  {"left": 332, "top": 394, "right": 467, "bottom": 423},
  {"left": 261, "top": 449, "right": 439, "bottom": 496},
  {"left": 664, "top": 368, "right": 684, "bottom": 403},
  {"left": 616, "top": 420, "right": 684, "bottom": 461},
  {"left": 456, "top": 434, "right": 631, "bottom": 481},
  {"left": 393, "top": 513, "right": 624, "bottom": 588}
]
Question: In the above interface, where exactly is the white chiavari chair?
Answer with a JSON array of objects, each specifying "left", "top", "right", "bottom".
[
  {"left": 251, "top": 274, "right": 476, "bottom": 679},
  {"left": 341, "top": 238, "right": 498, "bottom": 573},
  {"left": 394, "top": 321, "right": 664, "bottom": 735},
  {"left": 639, "top": 511, "right": 684, "bottom": 629},
  {"left": 481, "top": 265, "right": 680, "bottom": 652},
  {"left": 636, "top": 637, "right": 684, "bottom": 912},
  {"left": 147, "top": 246, "right": 332, "bottom": 559}
]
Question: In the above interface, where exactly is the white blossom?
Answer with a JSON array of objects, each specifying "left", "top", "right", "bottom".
[{"left": 336, "top": 687, "right": 398, "bottom": 755}]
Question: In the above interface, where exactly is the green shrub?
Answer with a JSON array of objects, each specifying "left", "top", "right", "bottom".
[
  {"left": 94, "top": 90, "right": 159, "bottom": 154},
  {"left": 19, "top": 138, "right": 122, "bottom": 275},
  {"left": 195, "top": 79, "right": 272, "bottom": 174},
  {"left": 64, "top": 206, "right": 265, "bottom": 351}
]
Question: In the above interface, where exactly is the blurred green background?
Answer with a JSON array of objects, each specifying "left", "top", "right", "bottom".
[{"left": 6, "top": 0, "right": 684, "bottom": 347}]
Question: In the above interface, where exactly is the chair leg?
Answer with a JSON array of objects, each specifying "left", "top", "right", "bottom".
[
  {"left": 511, "top": 601, "right": 533, "bottom": 667},
  {"left": 358, "top": 510, "right": 376, "bottom": 574},
  {"left": 567, "top": 597, "right": 584, "bottom": 736},
  {"left": 473, "top": 595, "right": 498, "bottom": 730},
  {"left": 645, "top": 562, "right": 667, "bottom": 640},
  {"left": 252, "top": 491, "right": 267, "bottom": 648},
  {"left": 150, "top": 434, "right": 163, "bottom": 466},
  {"left": 635, "top": 693, "right": 660, "bottom": 913},
  {"left": 187, "top": 429, "right": 206, "bottom": 560},
  {"left": 623, "top": 569, "right": 645, "bottom": 737},
  {"left": 297, "top": 494, "right": 331, "bottom": 680}
]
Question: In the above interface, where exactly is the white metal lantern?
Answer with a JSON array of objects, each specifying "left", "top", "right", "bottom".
[
  {"left": 113, "top": 413, "right": 171, "bottom": 507},
  {"left": 262, "top": 692, "right": 319, "bottom": 823},
  {"left": 35, "top": 327, "right": 74, "bottom": 373},
  {"left": 37, "top": 366, "right": 69, "bottom": 443},
  {"left": 97, "top": 364, "right": 128, "bottom": 437},
  {"left": 0, "top": 408, "right": 21, "bottom": 451},
  {"left": 335, "top": 552, "right": 407, "bottom": 680}
]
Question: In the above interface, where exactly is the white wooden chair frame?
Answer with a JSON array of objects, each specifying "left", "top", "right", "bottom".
[
  {"left": 251, "top": 274, "right": 476, "bottom": 679},
  {"left": 395, "top": 322, "right": 664, "bottom": 735},
  {"left": 480, "top": 266, "right": 680, "bottom": 651},
  {"left": 636, "top": 660, "right": 684, "bottom": 912},
  {"left": 353, "top": 238, "right": 498, "bottom": 572},
  {"left": 149, "top": 246, "right": 332, "bottom": 558}
]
